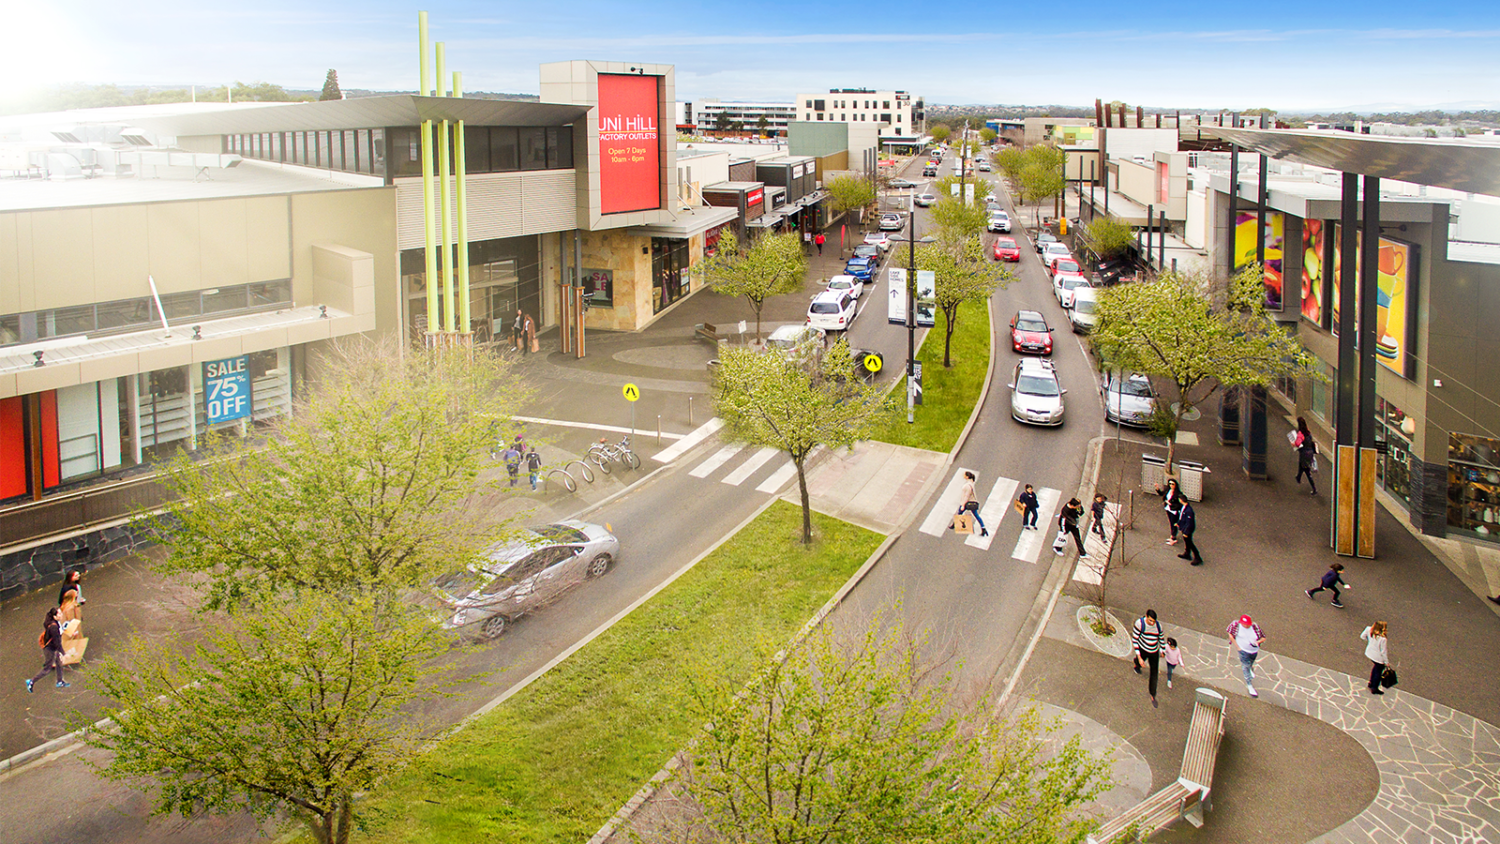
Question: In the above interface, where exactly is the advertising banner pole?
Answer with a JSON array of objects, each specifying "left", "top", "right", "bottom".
[
  {"left": 436, "top": 43, "right": 454, "bottom": 334},
  {"left": 454, "top": 70, "right": 471, "bottom": 336},
  {"left": 418, "top": 13, "right": 438, "bottom": 337}
]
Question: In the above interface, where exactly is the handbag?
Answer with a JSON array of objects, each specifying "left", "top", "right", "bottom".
[
  {"left": 1381, "top": 666, "right": 1398, "bottom": 688},
  {"left": 1310, "top": 454, "right": 1319, "bottom": 473},
  {"left": 1052, "top": 529, "right": 1068, "bottom": 554}
]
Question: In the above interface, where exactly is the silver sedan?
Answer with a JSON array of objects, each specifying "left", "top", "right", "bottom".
[{"left": 435, "top": 520, "right": 619, "bottom": 639}]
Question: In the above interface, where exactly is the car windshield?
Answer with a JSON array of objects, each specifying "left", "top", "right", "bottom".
[
  {"left": 1056, "top": 260, "right": 1080, "bottom": 273},
  {"left": 811, "top": 302, "right": 843, "bottom": 314},
  {"left": 829, "top": 280, "right": 853, "bottom": 290},
  {"left": 847, "top": 258, "right": 870, "bottom": 267},
  {"left": 433, "top": 567, "right": 488, "bottom": 597},
  {"left": 1062, "top": 277, "right": 1088, "bottom": 289},
  {"left": 533, "top": 524, "right": 588, "bottom": 543},
  {"left": 1039, "top": 233, "right": 1057, "bottom": 243},
  {"left": 1018, "top": 375, "right": 1060, "bottom": 397},
  {"left": 996, "top": 239, "right": 1016, "bottom": 248},
  {"left": 1016, "top": 318, "right": 1047, "bottom": 332},
  {"left": 1073, "top": 299, "right": 1096, "bottom": 315},
  {"left": 1116, "top": 378, "right": 1153, "bottom": 397},
  {"left": 1047, "top": 244, "right": 1070, "bottom": 254}
]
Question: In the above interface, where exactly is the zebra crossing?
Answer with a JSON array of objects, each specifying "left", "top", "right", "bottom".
[
  {"left": 668, "top": 436, "right": 813, "bottom": 495},
  {"left": 917, "top": 469, "right": 1065, "bottom": 564}
]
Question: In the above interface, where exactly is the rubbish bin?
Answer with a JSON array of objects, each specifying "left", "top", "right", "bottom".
[
  {"left": 1141, "top": 453, "right": 1167, "bottom": 493},
  {"left": 1177, "top": 459, "right": 1210, "bottom": 502}
]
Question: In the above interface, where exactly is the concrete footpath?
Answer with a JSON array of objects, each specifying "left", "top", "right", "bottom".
[{"left": 1010, "top": 407, "right": 1500, "bottom": 842}]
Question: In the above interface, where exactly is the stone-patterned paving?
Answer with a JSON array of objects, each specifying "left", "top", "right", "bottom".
[{"left": 1051, "top": 596, "right": 1500, "bottom": 843}]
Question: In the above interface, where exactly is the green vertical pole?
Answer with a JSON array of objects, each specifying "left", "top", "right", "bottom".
[
  {"left": 418, "top": 12, "right": 438, "bottom": 336},
  {"left": 454, "top": 71, "right": 471, "bottom": 334},
  {"left": 437, "top": 43, "right": 454, "bottom": 333}
]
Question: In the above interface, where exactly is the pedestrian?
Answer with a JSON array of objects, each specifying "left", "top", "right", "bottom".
[
  {"left": 512, "top": 309, "right": 524, "bottom": 353},
  {"left": 1294, "top": 416, "right": 1319, "bottom": 495},
  {"left": 525, "top": 447, "right": 542, "bottom": 491},
  {"left": 804, "top": 230, "right": 812, "bottom": 252},
  {"left": 1017, "top": 484, "right": 1039, "bottom": 530},
  {"left": 1089, "top": 493, "right": 1108, "bottom": 539},
  {"left": 1163, "top": 478, "right": 1183, "bottom": 545},
  {"left": 1163, "top": 637, "right": 1183, "bottom": 689},
  {"left": 1056, "top": 498, "right": 1085, "bottom": 556},
  {"left": 1225, "top": 614, "right": 1266, "bottom": 697},
  {"left": 814, "top": 232, "right": 825, "bottom": 256},
  {"left": 1130, "top": 609, "right": 1165, "bottom": 708},
  {"left": 956, "top": 471, "right": 989, "bottom": 537},
  {"left": 1306, "top": 563, "right": 1349, "bottom": 608},
  {"left": 524, "top": 312, "right": 537, "bottom": 354},
  {"left": 1361, "top": 620, "right": 1390, "bottom": 695},
  {"left": 1490, "top": 595, "right": 1500, "bottom": 606},
  {"left": 26, "top": 607, "right": 69, "bottom": 692},
  {"left": 1176, "top": 500, "right": 1203, "bottom": 565},
  {"left": 58, "top": 569, "right": 85, "bottom": 608},
  {"left": 501, "top": 442, "right": 522, "bottom": 487}
]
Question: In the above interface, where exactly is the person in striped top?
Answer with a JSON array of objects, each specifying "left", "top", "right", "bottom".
[{"left": 1131, "top": 609, "right": 1165, "bottom": 708}]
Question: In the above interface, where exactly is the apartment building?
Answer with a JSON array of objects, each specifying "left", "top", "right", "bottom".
[{"left": 794, "top": 89, "right": 923, "bottom": 146}]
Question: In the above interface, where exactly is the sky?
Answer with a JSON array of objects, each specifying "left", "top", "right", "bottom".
[{"left": 6, "top": 0, "right": 1500, "bottom": 113}]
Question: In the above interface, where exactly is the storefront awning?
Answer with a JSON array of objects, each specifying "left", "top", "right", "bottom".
[
  {"left": 627, "top": 204, "right": 741, "bottom": 239},
  {"left": 746, "top": 211, "right": 788, "bottom": 228}
]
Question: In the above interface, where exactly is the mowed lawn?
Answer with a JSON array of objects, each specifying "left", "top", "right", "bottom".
[
  {"left": 874, "top": 297, "right": 992, "bottom": 453},
  {"left": 350, "top": 501, "right": 882, "bottom": 844}
]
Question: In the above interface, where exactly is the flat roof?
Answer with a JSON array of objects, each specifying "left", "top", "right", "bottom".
[
  {"left": 128, "top": 95, "right": 591, "bottom": 137},
  {"left": 0, "top": 159, "right": 382, "bottom": 213}
]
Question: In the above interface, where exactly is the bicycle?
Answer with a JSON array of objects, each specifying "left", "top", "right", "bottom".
[
  {"left": 586, "top": 438, "right": 614, "bottom": 475},
  {"left": 587, "top": 436, "right": 641, "bottom": 471}
]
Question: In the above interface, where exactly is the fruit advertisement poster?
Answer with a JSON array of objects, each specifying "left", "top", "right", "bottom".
[
  {"left": 1234, "top": 211, "right": 1285, "bottom": 310},
  {"left": 1328, "top": 225, "right": 1415, "bottom": 378},
  {"left": 1300, "top": 219, "right": 1327, "bottom": 324}
]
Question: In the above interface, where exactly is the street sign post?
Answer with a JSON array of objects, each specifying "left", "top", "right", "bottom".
[{"left": 623, "top": 382, "right": 640, "bottom": 436}]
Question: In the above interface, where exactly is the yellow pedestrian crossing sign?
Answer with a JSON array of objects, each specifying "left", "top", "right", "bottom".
[{"left": 622, "top": 383, "right": 640, "bottom": 402}]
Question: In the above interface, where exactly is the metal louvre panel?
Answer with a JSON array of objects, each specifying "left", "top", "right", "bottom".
[{"left": 396, "top": 171, "right": 577, "bottom": 250}]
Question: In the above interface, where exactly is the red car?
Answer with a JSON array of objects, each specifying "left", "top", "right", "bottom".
[
  {"left": 992, "top": 236, "right": 1021, "bottom": 262},
  {"left": 1049, "top": 257, "right": 1082, "bottom": 278},
  {"left": 1010, "top": 309, "right": 1054, "bottom": 355}
]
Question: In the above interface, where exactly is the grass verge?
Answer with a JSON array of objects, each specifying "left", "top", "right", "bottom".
[
  {"left": 354, "top": 501, "right": 881, "bottom": 844},
  {"left": 872, "top": 297, "right": 991, "bottom": 453}
]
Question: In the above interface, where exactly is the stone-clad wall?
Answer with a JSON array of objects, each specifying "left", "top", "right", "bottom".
[{"left": 0, "top": 524, "right": 155, "bottom": 602}]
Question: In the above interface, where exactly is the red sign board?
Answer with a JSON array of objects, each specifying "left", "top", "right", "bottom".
[
  {"left": 745, "top": 188, "right": 764, "bottom": 206},
  {"left": 598, "top": 74, "right": 661, "bottom": 215}
]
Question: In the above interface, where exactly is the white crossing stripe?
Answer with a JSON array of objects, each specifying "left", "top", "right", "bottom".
[
  {"left": 1011, "top": 487, "right": 1062, "bottom": 564},
  {"left": 513, "top": 415, "right": 685, "bottom": 440},
  {"left": 965, "top": 477, "right": 1019, "bottom": 550},
  {"left": 918, "top": 468, "right": 978, "bottom": 538},
  {"left": 721, "top": 447, "right": 781, "bottom": 486},
  {"left": 1073, "top": 502, "right": 1122, "bottom": 585},
  {"left": 689, "top": 443, "right": 746, "bottom": 478},
  {"left": 652, "top": 417, "right": 724, "bottom": 464},
  {"left": 754, "top": 446, "right": 822, "bottom": 494}
]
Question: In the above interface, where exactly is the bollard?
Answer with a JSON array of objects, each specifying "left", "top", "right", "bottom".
[
  {"left": 1126, "top": 490, "right": 1135, "bottom": 531},
  {"left": 657, "top": 415, "right": 662, "bottom": 445},
  {"left": 688, "top": 396, "right": 694, "bottom": 426}
]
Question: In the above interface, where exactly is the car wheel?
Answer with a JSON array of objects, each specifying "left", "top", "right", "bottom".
[
  {"left": 481, "top": 613, "right": 510, "bottom": 639},
  {"left": 588, "top": 553, "right": 614, "bottom": 578}
]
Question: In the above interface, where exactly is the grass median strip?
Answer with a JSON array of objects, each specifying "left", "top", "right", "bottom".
[
  {"left": 873, "top": 297, "right": 991, "bottom": 453},
  {"left": 354, "top": 501, "right": 881, "bottom": 844}
]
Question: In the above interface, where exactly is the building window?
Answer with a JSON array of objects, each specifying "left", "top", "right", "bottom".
[
  {"left": 492, "top": 127, "right": 519, "bottom": 171},
  {"left": 1309, "top": 362, "right": 1335, "bottom": 424},
  {"left": 519, "top": 127, "right": 547, "bottom": 170},
  {"left": 1376, "top": 398, "right": 1413, "bottom": 506}
]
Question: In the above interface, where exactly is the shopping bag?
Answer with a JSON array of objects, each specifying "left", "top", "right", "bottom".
[
  {"left": 952, "top": 512, "right": 975, "bottom": 535},
  {"left": 61, "top": 637, "right": 89, "bottom": 666},
  {"left": 1286, "top": 430, "right": 1299, "bottom": 448},
  {"left": 1381, "top": 667, "right": 1398, "bottom": 688},
  {"left": 530, "top": 336, "right": 540, "bottom": 353},
  {"left": 1013, "top": 499, "right": 1026, "bottom": 515},
  {"left": 1052, "top": 529, "right": 1068, "bottom": 554}
]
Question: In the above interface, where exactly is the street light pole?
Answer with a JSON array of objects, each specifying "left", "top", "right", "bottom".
[{"left": 906, "top": 194, "right": 917, "bottom": 425}]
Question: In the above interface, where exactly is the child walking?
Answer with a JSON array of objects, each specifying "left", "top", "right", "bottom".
[
  {"left": 1306, "top": 563, "right": 1349, "bottom": 608},
  {"left": 1163, "top": 637, "right": 1183, "bottom": 689}
]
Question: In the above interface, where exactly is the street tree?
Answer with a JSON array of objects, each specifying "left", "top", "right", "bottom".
[
  {"left": 152, "top": 339, "right": 527, "bottom": 608},
  {"left": 713, "top": 110, "right": 732, "bottom": 135},
  {"left": 934, "top": 174, "right": 993, "bottom": 207},
  {"left": 84, "top": 589, "right": 460, "bottom": 844},
  {"left": 1092, "top": 264, "right": 1321, "bottom": 470},
  {"left": 678, "top": 617, "right": 1112, "bottom": 844},
  {"left": 928, "top": 124, "right": 951, "bottom": 144},
  {"left": 694, "top": 230, "right": 806, "bottom": 342},
  {"left": 318, "top": 69, "right": 341, "bottom": 101},
  {"left": 980, "top": 127, "right": 998, "bottom": 144},
  {"left": 756, "top": 115, "right": 770, "bottom": 136},
  {"left": 1017, "top": 145, "right": 1065, "bottom": 226},
  {"left": 917, "top": 234, "right": 1009, "bottom": 367},
  {"left": 712, "top": 341, "right": 890, "bottom": 543},
  {"left": 826, "top": 173, "right": 877, "bottom": 226},
  {"left": 995, "top": 146, "right": 1025, "bottom": 181},
  {"left": 1078, "top": 215, "right": 1133, "bottom": 262}
]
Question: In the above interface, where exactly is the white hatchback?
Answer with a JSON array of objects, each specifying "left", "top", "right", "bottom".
[
  {"left": 807, "top": 289, "right": 858, "bottom": 332},
  {"left": 826, "top": 274, "right": 863, "bottom": 301},
  {"left": 1009, "top": 358, "right": 1067, "bottom": 427},
  {"left": 1042, "top": 242, "right": 1073, "bottom": 271}
]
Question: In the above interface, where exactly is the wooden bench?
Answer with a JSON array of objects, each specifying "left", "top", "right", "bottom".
[
  {"left": 1086, "top": 688, "right": 1227, "bottom": 843},
  {"left": 1177, "top": 687, "right": 1227, "bottom": 827},
  {"left": 694, "top": 322, "right": 721, "bottom": 344}
]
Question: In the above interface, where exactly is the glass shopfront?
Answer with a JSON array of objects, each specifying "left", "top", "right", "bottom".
[
  {"left": 651, "top": 237, "right": 690, "bottom": 315},
  {"left": 1374, "top": 398, "right": 1413, "bottom": 506},
  {"left": 401, "top": 236, "right": 540, "bottom": 343},
  {"left": 1447, "top": 432, "right": 1500, "bottom": 542}
]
